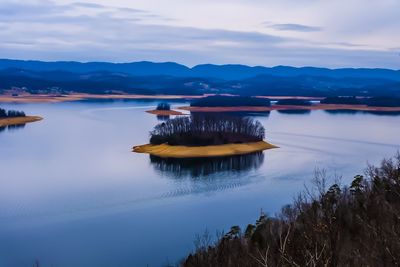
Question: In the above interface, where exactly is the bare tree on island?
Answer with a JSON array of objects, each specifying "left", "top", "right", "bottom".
[
  {"left": 156, "top": 102, "right": 171, "bottom": 111},
  {"left": 149, "top": 114, "right": 265, "bottom": 146},
  {"left": 0, "top": 108, "right": 25, "bottom": 118}
]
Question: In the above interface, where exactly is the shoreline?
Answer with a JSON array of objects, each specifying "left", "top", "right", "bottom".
[
  {"left": 0, "top": 116, "right": 43, "bottom": 127},
  {"left": 256, "top": 96, "right": 324, "bottom": 100},
  {"left": 2, "top": 93, "right": 399, "bottom": 112},
  {"left": 0, "top": 93, "right": 325, "bottom": 103},
  {"left": 132, "top": 141, "right": 278, "bottom": 158},
  {"left": 178, "top": 104, "right": 400, "bottom": 113},
  {"left": 146, "top": 109, "right": 185, "bottom": 116},
  {"left": 0, "top": 93, "right": 206, "bottom": 103}
]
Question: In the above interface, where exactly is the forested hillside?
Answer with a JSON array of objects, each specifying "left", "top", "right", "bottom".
[{"left": 1, "top": 59, "right": 400, "bottom": 96}]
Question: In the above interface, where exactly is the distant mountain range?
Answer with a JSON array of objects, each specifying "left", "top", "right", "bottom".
[{"left": 0, "top": 59, "right": 399, "bottom": 96}]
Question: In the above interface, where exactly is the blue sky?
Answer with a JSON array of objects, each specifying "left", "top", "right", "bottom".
[{"left": 1, "top": 0, "right": 399, "bottom": 68}]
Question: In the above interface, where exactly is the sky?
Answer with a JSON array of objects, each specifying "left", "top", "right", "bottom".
[{"left": 0, "top": 0, "right": 399, "bottom": 68}]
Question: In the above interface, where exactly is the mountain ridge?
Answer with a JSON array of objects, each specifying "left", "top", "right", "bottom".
[
  {"left": 1, "top": 59, "right": 399, "bottom": 81},
  {"left": 1, "top": 59, "right": 400, "bottom": 97}
]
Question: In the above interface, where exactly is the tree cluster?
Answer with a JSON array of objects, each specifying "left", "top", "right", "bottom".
[
  {"left": 276, "top": 99, "right": 312, "bottom": 106},
  {"left": 320, "top": 96, "right": 362, "bottom": 105},
  {"left": 365, "top": 97, "right": 400, "bottom": 107},
  {"left": 191, "top": 96, "right": 271, "bottom": 107},
  {"left": 183, "top": 154, "right": 400, "bottom": 267},
  {"left": 150, "top": 115, "right": 265, "bottom": 146},
  {"left": 320, "top": 96, "right": 400, "bottom": 107},
  {"left": 0, "top": 108, "right": 26, "bottom": 118},
  {"left": 156, "top": 102, "right": 171, "bottom": 110}
]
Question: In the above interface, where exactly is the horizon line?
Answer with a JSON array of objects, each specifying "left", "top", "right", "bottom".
[{"left": 0, "top": 58, "right": 399, "bottom": 71}]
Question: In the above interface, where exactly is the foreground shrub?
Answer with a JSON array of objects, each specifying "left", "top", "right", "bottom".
[{"left": 183, "top": 154, "right": 400, "bottom": 267}]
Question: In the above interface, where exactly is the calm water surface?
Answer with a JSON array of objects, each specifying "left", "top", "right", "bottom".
[{"left": 0, "top": 100, "right": 399, "bottom": 267}]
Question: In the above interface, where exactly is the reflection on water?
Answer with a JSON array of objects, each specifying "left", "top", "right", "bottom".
[
  {"left": 0, "top": 123, "right": 26, "bottom": 133},
  {"left": 364, "top": 111, "right": 400, "bottom": 116},
  {"left": 157, "top": 115, "right": 170, "bottom": 121},
  {"left": 324, "top": 109, "right": 359, "bottom": 115},
  {"left": 150, "top": 152, "right": 264, "bottom": 178},
  {"left": 277, "top": 109, "right": 311, "bottom": 115},
  {"left": 8, "top": 123, "right": 26, "bottom": 130},
  {"left": 1, "top": 101, "right": 400, "bottom": 267},
  {"left": 191, "top": 111, "right": 271, "bottom": 117},
  {"left": 324, "top": 110, "right": 400, "bottom": 116},
  {"left": 234, "top": 111, "right": 271, "bottom": 117}
]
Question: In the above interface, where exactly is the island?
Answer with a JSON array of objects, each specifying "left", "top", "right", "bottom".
[
  {"left": 320, "top": 96, "right": 400, "bottom": 106},
  {"left": 320, "top": 96, "right": 363, "bottom": 105},
  {"left": 133, "top": 115, "right": 277, "bottom": 158},
  {"left": 190, "top": 95, "right": 271, "bottom": 107},
  {"left": 0, "top": 107, "right": 42, "bottom": 127},
  {"left": 275, "top": 98, "right": 313, "bottom": 106},
  {"left": 145, "top": 102, "right": 184, "bottom": 116}
]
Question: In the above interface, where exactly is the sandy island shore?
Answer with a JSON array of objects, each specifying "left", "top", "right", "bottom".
[
  {"left": 132, "top": 141, "right": 278, "bottom": 158},
  {"left": 178, "top": 104, "right": 400, "bottom": 113},
  {"left": 0, "top": 116, "right": 43, "bottom": 127},
  {"left": 146, "top": 110, "right": 185, "bottom": 116}
]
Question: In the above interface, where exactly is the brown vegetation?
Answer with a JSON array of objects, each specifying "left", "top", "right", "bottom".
[{"left": 183, "top": 154, "right": 400, "bottom": 267}]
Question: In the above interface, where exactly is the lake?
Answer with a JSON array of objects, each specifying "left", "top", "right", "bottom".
[{"left": 0, "top": 100, "right": 399, "bottom": 267}]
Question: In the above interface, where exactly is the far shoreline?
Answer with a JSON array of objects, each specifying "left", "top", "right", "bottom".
[
  {"left": 132, "top": 141, "right": 278, "bottom": 158},
  {"left": 0, "top": 116, "right": 43, "bottom": 127},
  {"left": 2, "top": 93, "right": 400, "bottom": 113},
  {"left": 178, "top": 104, "right": 400, "bottom": 113},
  {"left": 0, "top": 93, "right": 206, "bottom": 103},
  {"left": 0, "top": 93, "right": 325, "bottom": 103}
]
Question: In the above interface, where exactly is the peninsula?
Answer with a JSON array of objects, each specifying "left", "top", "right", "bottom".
[
  {"left": 0, "top": 116, "right": 42, "bottom": 127},
  {"left": 0, "top": 107, "right": 42, "bottom": 127}
]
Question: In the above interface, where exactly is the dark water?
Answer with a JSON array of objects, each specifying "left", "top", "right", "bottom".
[{"left": 0, "top": 100, "right": 399, "bottom": 267}]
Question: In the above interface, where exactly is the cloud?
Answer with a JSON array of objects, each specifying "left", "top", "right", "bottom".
[
  {"left": 265, "top": 23, "right": 321, "bottom": 32},
  {"left": 0, "top": 0, "right": 398, "bottom": 69},
  {"left": 70, "top": 2, "right": 105, "bottom": 9}
]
